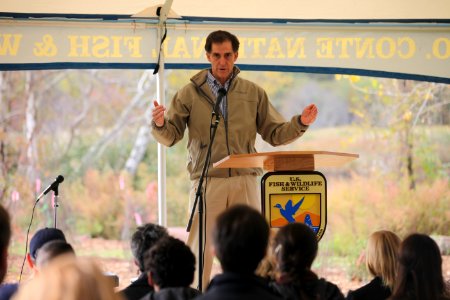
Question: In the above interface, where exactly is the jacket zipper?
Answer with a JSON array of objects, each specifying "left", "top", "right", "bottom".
[{"left": 193, "top": 77, "right": 234, "bottom": 177}]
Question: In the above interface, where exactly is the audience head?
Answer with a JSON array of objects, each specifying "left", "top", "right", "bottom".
[
  {"left": 212, "top": 204, "right": 269, "bottom": 274},
  {"left": 130, "top": 223, "right": 168, "bottom": 273},
  {"left": 365, "top": 230, "right": 400, "bottom": 289},
  {"left": 13, "top": 256, "right": 123, "bottom": 300},
  {"left": 145, "top": 236, "right": 196, "bottom": 290},
  {"left": 29, "top": 227, "right": 66, "bottom": 262},
  {"left": 391, "top": 233, "right": 449, "bottom": 300},
  {"left": 27, "top": 227, "right": 66, "bottom": 274},
  {"left": 205, "top": 30, "right": 240, "bottom": 53},
  {"left": 0, "top": 205, "right": 11, "bottom": 283},
  {"left": 35, "top": 240, "right": 75, "bottom": 268},
  {"left": 273, "top": 222, "right": 318, "bottom": 281}
]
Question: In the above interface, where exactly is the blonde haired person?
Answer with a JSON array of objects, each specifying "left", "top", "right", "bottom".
[
  {"left": 347, "top": 230, "right": 401, "bottom": 300},
  {"left": 13, "top": 256, "right": 123, "bottom": 300}
]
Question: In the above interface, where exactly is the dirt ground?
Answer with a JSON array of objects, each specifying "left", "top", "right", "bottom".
[{"left": 5, "top": 231, "right": 450, "bottom": 296}]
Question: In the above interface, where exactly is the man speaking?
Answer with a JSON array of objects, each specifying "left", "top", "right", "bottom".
[{"left": 151, "top": 30, "right": 318, "bottom": 290}]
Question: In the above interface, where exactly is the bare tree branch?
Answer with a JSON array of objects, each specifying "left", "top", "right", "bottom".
[{"left": 80, "top": 70, "right": 154, "bottom": 171}]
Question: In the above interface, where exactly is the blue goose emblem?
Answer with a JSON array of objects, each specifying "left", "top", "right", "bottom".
[{"left": 274, "top": 197, "right": 304, "bottom": 223}]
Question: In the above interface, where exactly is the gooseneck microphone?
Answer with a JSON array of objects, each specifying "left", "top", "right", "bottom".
[
  {"left": 212, "top": 88, "right": 227, "bottom": 117},
  {"left": 36, "top": 175, "right": 64, "bottom": 202}
]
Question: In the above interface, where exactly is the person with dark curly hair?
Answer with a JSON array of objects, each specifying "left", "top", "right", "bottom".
[
  {"left": 389, "top": 233, "right": 450, "bottom": 300},
  {"left": 120, "top": 223, "right": 169, "bottom": 300},
  {"left": 270, "top": 223, "right": 344, "bottom": 300},
  {"left": 140, "top": 236, "right": 200, "bottom": 300}
]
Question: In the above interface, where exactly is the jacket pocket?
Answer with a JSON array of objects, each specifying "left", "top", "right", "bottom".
[{"left": 187, "top": 139, "right": 208, "bottom": 175}]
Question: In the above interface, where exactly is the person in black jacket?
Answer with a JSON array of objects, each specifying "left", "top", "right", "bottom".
[
  {"left": 140, "top": 236, "right": 201, "bottom": 300},
  {"left": 120, "top": 223, "right": 169, "bottom": 300},
  {"left": 270, "top": 223, "right": 344, "bottom": 300},
  {"left": 196, "top": 205, "right": 281, "bottom": 300},
  {"left": 347, "top": 230, "right": 400, "bottom": 300}
]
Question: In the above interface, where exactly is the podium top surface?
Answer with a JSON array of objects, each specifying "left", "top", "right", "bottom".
[{"left": 213, "top": 151, "right": 359, "bottom": 171}]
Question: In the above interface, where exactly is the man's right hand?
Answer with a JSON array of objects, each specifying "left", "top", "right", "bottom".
[{"left": 152, "top": 100, "right": 166, "bottom": 127}]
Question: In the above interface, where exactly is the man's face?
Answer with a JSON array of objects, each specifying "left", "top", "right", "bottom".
[{"left": 206, "top": 41, "right": 238, "bottom": 85}]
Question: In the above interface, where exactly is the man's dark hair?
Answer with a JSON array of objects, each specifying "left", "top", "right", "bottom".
[
  {"left": 213, "top": 204, "right": 269, "bottom": 274},
  {"left": 130, "top": 223, "right": 168, "bottom": 272},
  {"left": 205, "top": 30, "right": 240, "bottom": 53},
  {"left": 144, "top": 236, "right": 195, "bottom": 288},
  {"left": 0, "top": 205, "right": 11, "bottom": 252}
]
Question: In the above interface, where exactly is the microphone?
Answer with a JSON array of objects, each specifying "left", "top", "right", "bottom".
[
  {"left": 212, "top": 88, "right": 227, "bottom": 117},
  {"left": 36, "top": 175, "right": 64, "bottom": 202}
]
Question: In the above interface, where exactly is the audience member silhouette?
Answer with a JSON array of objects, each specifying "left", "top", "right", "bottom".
[
  {"left": 389, "top": 233, "right": 450, "bottom": 300},
  {"left": 140, "top": 236, "right": 201, "bottom": 300},
  {"left": 347, "top": 230, "right": 400, "bottom": 300},
  {"left": 196, "top": 204, "right": 281, "bottom": 300},
  {"left": 120, "top": 223, "right": 169, "bottom": 300},
  {"left": 13, "top": 256, "right": 124, "bottom": 300},
  {"left": 0, "top": 204, "right": 14, "bottom": 300},
  {"left": 1, "top": 227, "right": 68, "bottom": 300},
  {"left": 27, "top": 227, "right": 67, "bottom": 277},
  {"left": 270, "top": 222, "right": 345, "bottom": 300},
  {"left": 0, "top": 205, "right": 11, "bottom": 284}
]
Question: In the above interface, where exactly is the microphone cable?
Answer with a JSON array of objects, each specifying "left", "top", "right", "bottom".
[{"left": 18, "top": 199, "right": 39, "bottom": 282}]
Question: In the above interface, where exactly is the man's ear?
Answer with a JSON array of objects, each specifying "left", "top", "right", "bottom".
[
  {"left": 133, "top": 259, "right": 140, "bottom": 269},
  {"left": 26, "top": 253, "right": 35, "bottom": 269},
  {"left": 147, "top": 271, "right": 160, "bottom": 291},
  {"left": 206, "top": 52, "right": 212, "bottom": 63}
]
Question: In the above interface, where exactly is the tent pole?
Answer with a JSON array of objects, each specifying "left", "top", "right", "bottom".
[
  {"left": 156, "top": 65, "right": 167, "bottom": 227},
  {"left": 156, "top": 55, "right": 167, "bottom": 227},
  {"left": 156, "top": 0, "right": 172, "bottom": 227}
]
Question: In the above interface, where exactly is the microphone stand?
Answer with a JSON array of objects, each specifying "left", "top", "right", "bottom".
[
  {"left": 186, "top": 103, "right": 222, "bottom": 292},
  {"left": 53, "top": 185, "right": 59, "bottom": 228}
]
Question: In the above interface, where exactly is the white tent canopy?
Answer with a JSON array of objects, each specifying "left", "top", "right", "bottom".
[{"left": 1, "top": 0, "right": 450, "bottom": 20}]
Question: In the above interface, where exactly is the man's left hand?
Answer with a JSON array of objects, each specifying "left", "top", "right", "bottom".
[{"left": 300, "top": 104, "right": 318, "bottom": 125}]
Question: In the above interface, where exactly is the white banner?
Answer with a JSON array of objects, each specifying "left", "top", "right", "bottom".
[{"left": 0, "top": 20, "right": 449, "bottom": 81}]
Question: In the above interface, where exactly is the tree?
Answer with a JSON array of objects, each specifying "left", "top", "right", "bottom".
[{"left": 343, "top": 75, "right": 449, "bottom": 188}]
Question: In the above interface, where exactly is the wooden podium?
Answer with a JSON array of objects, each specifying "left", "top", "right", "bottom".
[
  {"left": 214, "top": 151, "right": 358, "bottom": 171},
  {"left": 214, "top": 151, "right": 358, "bottom": 240}
]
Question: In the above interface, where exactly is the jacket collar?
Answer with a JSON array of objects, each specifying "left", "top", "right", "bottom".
[
  {"left": 190, "top": 66, "right": 240, "bottom": 89},
  {"left": 206, "top": 272, "right": 269, "bottom": 290}
]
